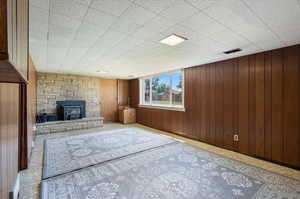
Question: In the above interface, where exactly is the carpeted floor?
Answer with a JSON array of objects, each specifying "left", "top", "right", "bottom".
[
  {"left": 19, "top": 123, "right": 300, "bottom": 199},
  {"left": 41, "top": 142, "right": 300, "bottom": 199},
  {"left": 43, "top": 127, "right": 176, "bottom": 179}
]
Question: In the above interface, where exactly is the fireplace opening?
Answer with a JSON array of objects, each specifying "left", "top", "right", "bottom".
[{"left": 56, "top": 100, "right": 86, "bottom": 121}]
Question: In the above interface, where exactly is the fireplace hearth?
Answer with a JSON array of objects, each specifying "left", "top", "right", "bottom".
[{"left": 56, "top": 100, "right": 86, "bottom": 121}]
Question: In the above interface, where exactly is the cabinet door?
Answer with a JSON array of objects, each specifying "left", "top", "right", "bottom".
[{"left": 7, "top": 0, "right": 28, "bottom": 81}]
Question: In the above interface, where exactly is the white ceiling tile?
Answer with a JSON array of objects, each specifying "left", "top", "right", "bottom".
[
  {"left": 160, "top": 24, "right": 195, "bottom": 39},
  {"left": 30, "top": 0, "right": 300, "bottom": 78},
  {"left": 120, "top": 4, "right": 156, "bottom": 25},
  {"left": 143, "top": 16, "right": 176, "bottom": 32},
  {"left": 233, "top": 24, "right": 283, "bottom": 50},
  {"left": 91, "top": 0, "right": 133, "bottom": 16},
  {"left": 134, "top": 0, "right": 176, "bottom": 13},
  {"left": 274, "top": 27, "right": 300, "bottom": 46},
  {"left": 30, "top": 5, "right": 49, "bottom": 27},
  {"left": 84, "top": 8, "right": 117, "bottom": 27},
  {"left": 48, "top": 24, "right": 77, "bottom": 41},
  {"left": 73, "top": 0, "right": 92, "bottom": 5},
  {"left": 51, "top": 0, "right": 89, "bottom": 20},
  {"left": 203, "top": 0, "right": 265, "bottom": 30},
  {"left": 30, "top": 0, "right": 49, "bottom": 10},
  {"left": 49, "top": 13, "right": 81, "bottom": 30},
  {"left": 110, "top": 18, "right": 141, "bottom": 35},
  {"left": 29, "top": 6, "right": 49, "bottom": 41},
  {"left": 160, "top": 0, "right": 198, "bottom": 23},
  {"left": 185, "top": 0, "right": 219, "bottom": 10},
  {"left": 129, "top": 26, "right": 164, "bottom": 42},
  {"left": 182, "top": 12, "right": 227, "bottom": 35},
  {"left": 76, "top": 22, "right": 107, "bottom": 39},
  {"left": 208, "top": 29, "right": 250, "bottom": 49},
  {"left": 243, "top": 0, "right": 300, "bottom": 30}
]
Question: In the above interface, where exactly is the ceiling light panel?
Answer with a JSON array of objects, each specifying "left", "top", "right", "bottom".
[{"left": 160, "top": 34, "right": 187, "bottom": 46}]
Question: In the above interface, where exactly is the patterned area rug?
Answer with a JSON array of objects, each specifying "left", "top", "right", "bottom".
[
  {"left": 41, "top": 143, "right": 300, "bottom": 199},
  {"left": 42, "top": 127, "right": 177, "bottom": 179}
]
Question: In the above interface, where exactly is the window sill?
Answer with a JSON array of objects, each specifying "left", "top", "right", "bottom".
[{"left": 138, "top": 104, "right": 185, "bottom": 112}]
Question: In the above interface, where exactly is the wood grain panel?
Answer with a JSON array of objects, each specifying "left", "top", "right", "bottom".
[
  {"left": 264, "top": 52, "right": 272, "bottom": 160},
  {"left": 271, "top": 49, "right": 284, "bottom": 162},
  {"left": 129, "top": 44, "right": 300, "bottom": 168},
  {"left": 248, "top": 55, "right": 256, "bottom": 156},
  {"left": 26, "top": 57, "right": 37, "bottom": 162},
  {"left": 129, "top": 79, "right": 139, "bottom": 108},
  {"left": 117, "top": 80, "right": 129, "bottom": 106},
  {"left": 215, "top": 62, "right": 224, "bottom": 147},
  {"left": 283, "top": 46, "right": 300, "bottom": 166},
  {"left": 255, "top": 53, "right": 265, "bottom": 158},
  {"left": 99, "top": 79, "right": 118, "bottom": 121},
  {"left": 223, "top": 60, "right": 236, "bottom": 150},
  {"left": 0, "top": 83, "right": 19, "bottom": 199},
  {"left": 238, "top": 56, "right": 249, "bottom": 154}
]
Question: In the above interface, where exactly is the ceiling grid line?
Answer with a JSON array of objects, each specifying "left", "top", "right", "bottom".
[
  {"left": 29, "top": 0, "right": 300, "bottom": 78},
  {"left": 184, "top": 0, "right": 263, "bottom": 51},
  {"left": 57, "top": 0, "right": 96, "bottom": 70},
  {"left": 74, "top": 1, "right": 162, "bottom": 72},
  {"left": 240, "top": 0, "right": 287, "bottom": 46}
]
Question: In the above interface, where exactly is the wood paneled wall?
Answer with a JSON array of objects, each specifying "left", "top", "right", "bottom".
[
  {"left": 0, "top": 83, "right": 19, "bottom": 199},
  {"left": 130, "top": 44, "right": 300, "bottom": 168},
  {"left": 117, "top": 80, "right": 129, "bottom": 106},
  {"left": 27, "top": 57, "right": 37, "bottom": 158},
  {"left": 99, "top": 79, "right": 118, "bottom": 121}
]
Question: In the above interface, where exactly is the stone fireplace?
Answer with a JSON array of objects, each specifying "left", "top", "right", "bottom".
[
  {"left": 37, "top": 73, "right": 101, "bottom": 119},
  {"left": 56, "top": 100, "right": 86, "bottom": 120}
]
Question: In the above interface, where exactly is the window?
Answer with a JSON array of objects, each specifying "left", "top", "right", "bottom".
[{"left": 140, "top": 71, "right": 184, "bottom": 110}]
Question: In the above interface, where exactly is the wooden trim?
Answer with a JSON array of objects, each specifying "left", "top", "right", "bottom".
[
  {"left": 0, "top": 60, "right": 27, "bottom": 83},
  {"left": 18, "top": 83, "right": 27, "bottom": 170}
]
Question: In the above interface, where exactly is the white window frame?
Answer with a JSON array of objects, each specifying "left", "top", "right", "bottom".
[{"left": 139, "top": 70, "right": 185, "bottom": 111}]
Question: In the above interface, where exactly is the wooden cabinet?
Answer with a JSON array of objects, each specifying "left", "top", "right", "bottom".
[
  {"left": 119, "top": 108, "right": 136, "bottom": 124},
  {"left": 0, "top": 83, "right": 20, "bottom": 199},
  {"left": 0, "top": 0, "right": 28, "bottom": 83}
]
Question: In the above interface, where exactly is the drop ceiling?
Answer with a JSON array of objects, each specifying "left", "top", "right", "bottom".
[{"left": 29, "top": 0, "right": 300, "bottom": 79}]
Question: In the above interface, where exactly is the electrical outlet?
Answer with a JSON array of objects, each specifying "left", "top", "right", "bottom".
[{"left": 234, "top": 134, "right": 239, "bottom": 142}]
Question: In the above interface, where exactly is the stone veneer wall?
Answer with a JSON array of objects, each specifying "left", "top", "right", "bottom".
[{"left": 37, "top": 73, "right": 101, "bottom": 118}]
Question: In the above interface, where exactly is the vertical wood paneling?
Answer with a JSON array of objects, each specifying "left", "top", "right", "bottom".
[
  {"left": 238, "top": 56, "right": 249, "bottom": 154},
  {"left": 255, "top": 53, "right": 265, "bottom": 158},
  {"left": 248, "top": 55, "right": 256, "bottom": 156},
  {"left": 0, "top": 83, "right": 19, "bottom": 199},
  {"left": 283, "top": 46, "right": 300, "bottom": 166},
  {"left": 99, "top": 79, "right": 118, "bottom": 121},
  {"left": 184, "top": 68, "right": 193, "bottom": 138},
  {"left": 129, "top": 44, "right": 300, "bottom": 168},
  {"left": 271, "top": 49, "right": 284, "bottom": 162},
  {"left": 194, "top": 66, "right": 202, "bottom": 139},
  {"left": 209, "top": 64, "right": 216, "bottom": 144},
  {"left": 223, "top": 60, "right": 235, "bottom": 150},
  {"left": 199, "top": 66, "right": 206, "bottom": 141},
  {"left": 117, "top": 80, "right": 129, "bottom": 106},
  {"left": 215, "top": 63, "right": 224, "bottom": 147},
  {"left": 264, "top": 52, "right": 272, "bottom": 160}
]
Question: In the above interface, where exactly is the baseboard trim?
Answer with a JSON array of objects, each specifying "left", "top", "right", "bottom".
[{"left": 9, "top": 173, "right": 20, "bottom": 199}]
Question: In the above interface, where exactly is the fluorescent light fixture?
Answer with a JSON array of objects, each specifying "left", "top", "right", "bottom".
[{"left": 160, "top": 34, "right": 187, "bottom": 46}]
